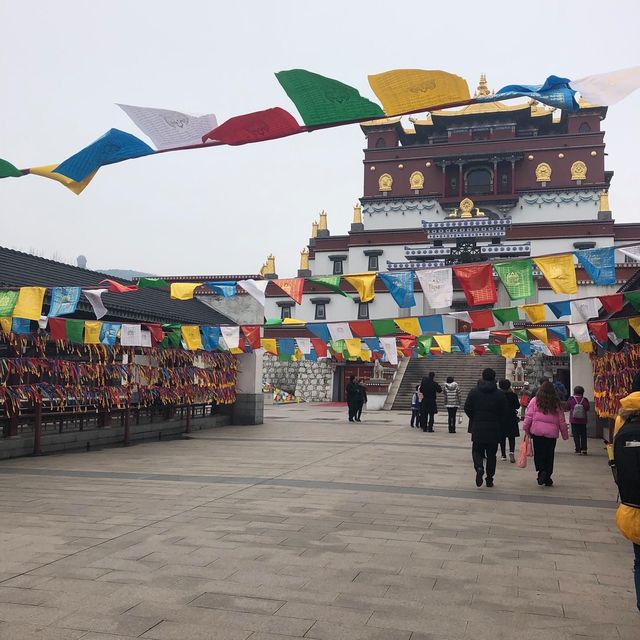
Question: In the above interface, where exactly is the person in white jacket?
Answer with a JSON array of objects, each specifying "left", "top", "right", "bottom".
[{"left": 443, "top": 377, "right": 461, "bottom": 433}]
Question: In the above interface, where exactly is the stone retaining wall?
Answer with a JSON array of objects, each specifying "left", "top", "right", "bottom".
[{"left": 262, "top": 356, "right": 334, "bottom": 402}]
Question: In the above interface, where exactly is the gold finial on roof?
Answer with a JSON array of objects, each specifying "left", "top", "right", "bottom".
[
  {"left": 311, "top": 221, "right": 318, "bottom": 238},
  {"left": 353, "top": 202, "right": 362, "bottom": 224},
  {"left": 318, "top": 210, "right": 328, "bottom": 231},
  {"left": 474, "top": 73, "right": 492, "bottom": 98},
  {"left": 259, "top": 261, "right": 268, "bottom": 276},
  {"left": 459, "top": 197, "right": 475, "bottom": 218},
  {"left": 300, "top": 248, "right": 309, "bottom": 270},
  {"left": 264, "top": 254, "right": 276, "bottom": 276},
  {"left": 599, "top": 190, "right": 610, "bottom": 212}
]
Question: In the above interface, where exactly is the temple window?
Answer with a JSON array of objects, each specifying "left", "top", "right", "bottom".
[
  {"left": 364, "top": 249, "right": 383, "bottom": 271},
  {"left": 280, "top": 305, "right": 292, "bottom": 320},
  {"left": 465, "top": 168, "right": 493, "bottom": 195},
  {"left": 375, "top": 137, "right": 386, "bottom": 148},
  {"left": 357, "top": 302, "right": 370, "bottom": 320},
  {"left": 579, "top": 122, "right": 592, "bottom": 133},
  {"left": 314, "top": 303, "right": 326, "bottom": 320},
  {"left": 333, "top": 260, "right": 343, "bottom": 275}
]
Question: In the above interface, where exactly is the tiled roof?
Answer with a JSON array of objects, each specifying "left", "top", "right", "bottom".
[{"left": 0, "top": 247, "right": 235, "bottom": 326}]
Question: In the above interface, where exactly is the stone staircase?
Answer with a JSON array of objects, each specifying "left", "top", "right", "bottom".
[{"left": 391, "top": 353, "right": 507, "bottom": 411}]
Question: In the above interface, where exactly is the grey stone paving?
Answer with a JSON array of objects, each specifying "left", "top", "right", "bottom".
[{"left": 0, "top": 403, "right": 637, "bottom": 639}]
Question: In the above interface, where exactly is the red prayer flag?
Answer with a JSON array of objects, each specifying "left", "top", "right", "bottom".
[
  {"left": 588, "top": 320, "right": 609, "bottom": 343},
  {"left": 474, "top": 345, "right": 486, "bottom": 355},
  {"left": 272, "top": 278, "right": 304, "bottom": 305},
  {"left": 99, "top": 279, "right": 138, "bottom": 293},
  {"left": 143, "top": 323, "right": 164, "bottom": 344},
  {"left": 548, "top": 340, "right": 563, "bottom": 356},
  {"left": 599, "top": 294, "right": 624, "bottom": 314},
  {"left": 349, "top": 320, "right": 375, "bottom": 338},
  {"left": 310, "top": 338, "right": 328, "bottom": 358},
  {"left": 469, "top": 309, "right": 496, "bottom": 329},
  {"left": 453, "top": 264, "right": 497, "bottom": 306},
  {"left": 48, "top": 318, "right": 67, "bottom": 341},
  {"left": 241, "top": 325, "right": 261, "bottom": 350},
  {"left": 398, "top": 336, "right": 416, "bottom": 349},
  {"left": 202, "top": 107, "right": 304, "bottom": 146}
]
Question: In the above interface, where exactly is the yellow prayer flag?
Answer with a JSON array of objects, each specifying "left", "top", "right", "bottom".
[
  {"left": 434, "top": 334, "right": 451, "bottom": 353},
  {"left": 29, "top": 164, "right": 97, "bottom": 195},
  {"left": 394, "top": 317, "right": 422, "bottom": 336},
  {"left": 0, "top": 317, "right": 11, "bottom": 333},
  {"left": 578, "top": 340, "right": 594, "bottom": 353},
  {"left": 500, "top": 343, "right": 519, "bottom": 359},
  {"left": 361, "top": 348, "right": 371, "bottom": 362},
  {"left": 368, "top": 69, "right": 471, "bottom": 116},
  {"left": 344, "top": 338, "right": 362, "bottom": 358},
  {"left": 84, "top": 320, "right": 102, "bottom": 344},
  {"left": 533, "top": 255, "right": 577, "bottom": 294},
  {"left": 282, "top": 318, "right": 305, "bottom": 325},
  {"left": 13, "top": 287, "right": 46, "bottom": 321},
  {"left": 630, "top": 318, "right": 640, "bottom": 336},
  {"left": 170, "top": 283, "right": 201, "bottom": 300},
  {"left": 521, "top": 304, "right": 547, "bottom": 324},
  {"left": 528, "top": 327, "right": 548, "bottom": 344},
  {"left": 181, "top": 325, "right": 203, "bottom": 350},
  {"left": 344, "top": 273, "right": 376, "bottom": 302},
  {"left": 229, "top": 347, "right": 243, "bottom": 354},
  {"left": 261, "top": 338, "right": 278, "bottom": 355}
]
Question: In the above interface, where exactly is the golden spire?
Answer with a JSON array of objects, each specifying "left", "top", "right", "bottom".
[
  {"left": 311, "top": 221, "right": 318, "bottom": 238},
  {"left": 318, "top": 209, "right": 328, "bottom": 231},
  {"left": 264, "top": 254, "right": 276, "bottom": 276},
  {"left": 599, "top": 190, "right": 610, "bottom": 211},
  {"left": 299, "top": 248, "right": 309, "bottom": 270},
  {"left": 352, "top": 202, "right": 362, "bottom": 224},
  {"left": 259, "top": 261, "right": 267, "bottom": 276},
  {"left": 474, "top": 73, "right": 492, "bottom": 98}
]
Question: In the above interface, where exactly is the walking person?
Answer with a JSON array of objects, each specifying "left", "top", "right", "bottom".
[
  {"left": 611, "top": 371, "right": 640, "bottom": 613},
  {"left": 346, "top": 376, "right": 359, "bottom": 422},
  {"left": 464, "top": 368, "right": 507, "bottom": 488},
  {"left": 410, "top": 385, "right": 421, "bottom": 428},
  {"left": 567, "top": 386, "right": 590, "bottom": 455},
  {"left": 499, "top": 379, "right": 520, "bottom": 462},
  {"left": 443, "top": 376, "right": 461, "bottom": 434},
  {"left": 355, "top": 379, "right": 367, "bottom": 422},
  {"left": 523, "top": 381, "right": 569, "bottom": 487},
  {"left": 518, "top": 382, "right": 532, "bottom": 421},
  {"left": 419, "top": 372, "right": 442, "bottom": 432}
]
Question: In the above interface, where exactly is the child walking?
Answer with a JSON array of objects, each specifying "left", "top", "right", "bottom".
[
  {"left": 410, "top": 385, "right": 421, "bottom": 428},
  {"left": 567, "top": 385, "right": 590, "bottom": 455}
]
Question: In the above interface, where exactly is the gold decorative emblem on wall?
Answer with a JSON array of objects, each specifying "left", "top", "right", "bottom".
[
  {"left": 378, "top": 173, "right": 393, "bottom": 192},
  {"left": 535, "top": 162, "right": 552, "bottom": 182},
  {"left": 409, "top": 171, "right": 424, "bottom": 190},
  {"left": 571, "top": 160, "right": 587, "bottom": 181}
]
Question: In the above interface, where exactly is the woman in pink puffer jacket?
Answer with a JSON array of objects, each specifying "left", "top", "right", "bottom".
[{"left": 523, "top": 381, "right": 569, "bottom": 487}]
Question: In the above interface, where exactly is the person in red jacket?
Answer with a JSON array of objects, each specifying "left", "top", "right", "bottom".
[{"left": 567, "top": 385, "right": 590, "bottom": 455}]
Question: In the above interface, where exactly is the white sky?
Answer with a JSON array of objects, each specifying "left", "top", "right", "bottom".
[{"left": 1, "top": 1, "right": 639, "bottom": 279}]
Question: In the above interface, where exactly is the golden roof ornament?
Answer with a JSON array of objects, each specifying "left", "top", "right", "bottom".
[
  {"left": 299, "top": 248, "right": 309, "bottom": 270},
  {"left": 318, "top": 210, "right": 328, "bottom": 231},
  {"left": 599, "top": 190, "right": 610, "bottom": 211},
  {"left": 352, "top": 202, "right": 362, "bottom": 224},
  {"left": 264, "top": 254, "right": 276, "bottom": 276},
  {"left": 474, "top": 73, "right": 493, "bottom": 98},
  {"left": 311, "top": 221, "right": 318, "bottom": 238},
  {"left": 459, "top": 197, "right": 475, "bottom": 218}
]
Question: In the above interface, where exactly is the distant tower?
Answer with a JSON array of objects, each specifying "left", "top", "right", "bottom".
[{"left": 77, "top": 255, "right": 87, "bottom": 269}]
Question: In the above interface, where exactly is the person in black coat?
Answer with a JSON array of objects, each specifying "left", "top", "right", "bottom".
[
  {"left": 355, "top": 380, "right": 368, "bottom": 422},
  {"left": 346, "top": 376, "right": 359, "bottom": 422},
  {"left": 498, "top": 379, "right": 520, "bottom": 463},
  {"left": 419, "top": 372, "right": 442, "bottom": 432},
  {"left": 464, "top": 368, "right": 508, "bottom": 488}
]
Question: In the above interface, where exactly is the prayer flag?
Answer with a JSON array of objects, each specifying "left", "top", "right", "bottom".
[
  {"left": 202, "top": 326, "right": 221, "bottom": 351},
  {"left": 349, "top": 320, "right": 375, "bottom": 338},
  {"left": 344, "top": 273, "right": 376, "bottom": 302},
  {"left": 487, "top": 344, "right": 502, "bottom": 356},
  {"left": 143, "top": 323, "right": 164, "bottom": 344},
  {"left": 279, "top": 338, "right": 296, "bottom": 356},
  {"left": 29, "top": 164, "right": 97, "bottom": 194},
  {"left": 547, "top": 300, "right": 571, "bottom": 319},
  {"left": 517, "top": 342, "right": 533, "bottom": 356},
  {"left": 99, "top": 279, "right": 138, "bottom": 293},
  {"left": 579, "top": 340, "right": 594, "bottom": 353},
  {"left": 12, "top": 318, "right": 31, "bottom": 335},
  {"left": 599, "top": 294, "right": 624, "bottom": 315},
  {"left": 48, "top": 287, "right": 80, "bottom": 317},
  {"left": 494, "top": 259, "right": 534, "bottom": 301},
  {"left": 220, "top": 326, "right": 240, "bottom": 350},
  {"left": 609, "top": 318, "right": 630, "bottom": 340},
  {"left": 394, "top": 317, "right": 422, "bottom": 336},
  {"left": 330, "top": 339, "right": 345, "bottom": 355},
  {"left": 0, "top": 158, "right": 22, "bottom": 178},
  {"left": 282, "top": 319, "right": 304, "bottom": 326},
  {"left": 629, "top": 318, "right": 640, "bottom": 337},
  {"left": 469, "top": 309, "right": 495, "bottom": 329},
  {"left": 203, "top": 108, "right": 303, "bottom": 145},
  {"left": 528, "top": 327, "right": 548, "bottom": 344},
  {"left": 265, "top": 317, "right": 281, "bottom": 326},
  {"left": 181, "top": 325, "right": 203, "bottom": 351},
  {"left": 533, "top": 255, "right": 577, "bottom": 294},
  {"left": 624, "top": 291, "right": 640, "bottom": 311},
  {"left": 121, "top": 323, "right": 143, "bottom": 347},
  {"left": 328, "top": 322, "right": 353, "bottom": 341},
  {"left": 48, "top": 318, "right": 66, "bottom": 340},
  {"left": 416, "top": 335, "right": 432, "bottom": 355},
  {"left": 0, "top": 291, "right": 19, "bottom": 317},
  {"left": 100, "top": 322, "right": 121, "bottom": 346},
  {"left": 84, "top": 320, "right": 102, "bottom": 344},
  {"left": 379, "top": 336, "right": 398, "bottom": 365},
  {"left": 561, "top": 338, "right": 579, "bottom": 355},
  {"left": 492, "top": 307, "right": 520, "bottom": 324},
  {"left": 448, "top": 311, "right": 472, "bottom": 324},
  {"left": 308, "top": 323, "right": 331, "bottom": 343},
  {"left": 368, "top": 69, "right": 470, "bottom": 116},
  {"left": 118, "top": 104, "right": 218, "bottom": 150},
  {"left": 241, "top": 326, "right": 261, "bottom": 350},
  {"left": 364, "top": 338, "right": 381, "bottom": 353},
  {"left": 453, "top": 264, "right": 497, "bottom": 306},
  {"left": 570, "top": 66, "right": 640, "bottom": 106},
  {"left": 487, "top": 75, "right": 578, "bottom": 111},
  {"left": 308, "top": 275, "right": 349, "bottom": 296},
  {"left": 619, "top": 245, "right": 640, "bottom": 262},
  {"left": 170, "top": 282, "right": 201, "bottom": 300},
  {"left": 84, "top": 288, "right": 108, "bottom": 319},
  {"left": 379, "top": 271, "right": 415, "bottom": 308},
  {"left": 419, "top": 315, "right": 444, "bottom": 334},
  {"left": 547, "top": 340, "right": 564, "bottom": 356},
  {"left": 238, "top": 279, "right": 268, "bottom": 306},
  {"left": 261, "top": 338, "right": 278, "bottom": 355},
  {"left": 415, "top": 268, "right": 453, "bottom": 309},
  {"left": 453, "top": 333, "right": 470, "bottom": 354},
  {"left": 310, "top": 338, "right": 328, "bottom": 358},
  {"left": 569, "top": 323, "right": 590, "bottom": 343},
  {"left": 371, "top": 319, "right": 399, "bottom": 336},
  {"left": 500, "top": 343, "right": 518, "bottom": 359},
  {"left": 521, "top": 304, "right": 546, "bottom": 324},
  {"left": 511, "top": 329, "right": 529, "bottom": 342},
  {"left": 272, "top": 278, "right": 304, "bottom": 304},
  {"left": 137, "top": 277, "right": 169, "bottom": 289},
  {"left": 588, "top": 321, "right": 609, "bottom": 344},
  {"left": 575, "top": 247, "right": 616, "bottom": 285},
  {"left": 65, "top": 319, "right": 84, "bottom": 344},
  {"left": 54, "top": 129, "right": 154, "bottom": 182},
  {"left": 275, "top": 69, "right": 384, "bottom": 127},
  {"left": 548, "top": 326, "right": 567, "bottom": 341},
  {"left": 344, "top": 338, "right": 362, "bottom": 358},
  {"left": 204, "top": 281, "right": 237, "bottom": 297},
  {"left": 295, "top": 337, "right": 312, "bottom": 354},
  {"left": 13, "top": 287, "right": 46, "bottom": 321},
  {"left": 434, "top": 334, "right": 451, "bottom": 353},
  {"left": 571, "top": 298, "right": 600, "bottom": 321}
]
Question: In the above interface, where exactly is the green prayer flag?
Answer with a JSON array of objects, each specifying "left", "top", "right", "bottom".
[
  {"left": 0, "top": 159, "right": 22, "bottom": 178},
  {"left": 137, "top": 277, "right": 169, "bottom": 289},
  {"left": 278, "top": 354, "right": 293, "bottom": 362},
  {"left": 0, "top": 290, "right": 19, "bottom": 317},
  {"left": 487, "top": 344, "right": 501, "bottom": 355},
  {"left": 161, "top": 323, "right": 182, "bottom": 348},
  {"left": 308, "top": 275, "right": 349, "bottom": 297},
  {"left": 371, "top": 319, "right": 399, "bottom": 336},
  {"left": 276, "top": 69, "right": 385, "bottom": 127},
  {"left": 624, "top": 291, "right": 640, "bottom": 311},
  {"left": 492, "top": 307, "right": 520, "bottom": 324},
  {"left": 416, "top": 335, "right": 432, "bottom": 355},
  {"left": 608, "top": 318, "right": 630, "bottom": 340},
  {"left": 510, "top": 329, "right": 529, "bottom": 342},
  {"left": 265, "top": 318, "right": 283, "bottom": 326},
  {"left": 330, "top": 339, "right": 345, "bottom": 355},
  {"left": 494, "top": 259, "right": 535, "bottom": 301},
  {"left": 65, "top": 319, "right": 84, "bottom": 344},
  {"left": 561, "top": 337, "right": 579, "bottom": 355}
]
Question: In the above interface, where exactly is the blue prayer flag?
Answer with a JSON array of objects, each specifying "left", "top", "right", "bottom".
[
  {"left": 308, "top": 323, "right": 331, "bottom": 343},
  {"left": 279, "top": 338, "right": 296, "bottom": 356},
  {"left": 201, "top": 326, "right": 221, "bottom": 351},
  {"left": 419, "top": 315, "right": 444, "bottom": 334},
  {"left": 574, "top": 247, "right": 616, "bottom": 285},
  {"left": 517, "top": 342, "right": 533, "bottom": 356},
  {"left": 378, "top": 272, "right": 415, "bottom": 308},
  {"left": 364, "top": 338, "right": 381, "bottom": 353},
  {"left": 547, "top": 300, "right": 571, "bottom": 319},
  {"left": 204, "top": 281, "right": 237, "bottom": 298},
  {"left": 12, "top": 318, "right": 31, "bottom": 334},
  {"left": 479, "top": 75, "right": 578, "bottom": 112},
  {"left": 548, "top": 326, "right": 567, "bottom": 341},
  {"left": 53, "top": 129, "right": 154, "bottom": 182},
  {"left": 48, "top": 286, "right": 81, "bottom": 317},
  {"left": 100, "top": 322, "right": 121, "bottom": 346},
  {"left": 453, "top": 333, "right": 470, "bottom": 354}
]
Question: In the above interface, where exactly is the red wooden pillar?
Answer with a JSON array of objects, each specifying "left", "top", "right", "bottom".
[
  {"left": 123, "top": 406, "right": 131, "bottom": 446},
  {"left": 458, "top": 163, "right": 463, "bottom": 199},
  {"left": 33, "top": 403, "right": 43, "bottom": 456}
]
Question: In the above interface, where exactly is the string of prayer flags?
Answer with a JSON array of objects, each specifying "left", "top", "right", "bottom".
[
  {"left": 308, "top": 275, "right": 349, "bottom": 297},
  {"left": 624, "top": 291, "right": 640, "bottom": 311},
  {"left": 415, "top": 268, "right": 453, "bottom": 309},
  {"left": 202, "top": 108, "right": 303, "bottom": 145},
  {"left": 368, "top": 69, "right": 470, "bottom": 116},
  {"left": 54, "top": 129, "right": 154, "bottom": 182},
  {"left": 0, "top": 291, "right": 19, "bottom": 317},
  {"left": 328, "top": 322, "right": 353, "bottom": 342},
  {"left": 575, "top": 247, "right": 616, "bottom": 285},
  {"left": 310, "top": 338, "right": 328, "bottom": 358},
  {"left": 453, "top": 264, "right": 497, "bottom": 306},
  {"left": 378, "top": 271, "right": 415, "bottom": 308},
  {"left": 29, "top": 164, "right": 97, "bottom": 194},
  {"left": 547, "top": 300, "right": 571, "bottom": 319},
  {"left": 533, "top": 255, "right": 577, "bottom": 294},
  {"left": 13, "top": 287, "right": 46, "bottom": 321},
  {"left": 170, "top": 282, "right": 201, "bottom": 300},
  {"left": 485, "top": 75, "right": 578, "bottom": 111},
  {"left": 521, "top": 304, "right": 546, "bottom": 324},
  {"left": 570, "top": 66, "right": 640, "bottom": 106},
  {"left": 434, "top": 334, "right": 451, "bottom": 353},
  {"left": 609, "top": 319, "right": 630, "bottom": 340},
  {"left": 343, "top": 273, "right": 376, "bottom": 302},
  {"left": 48, "top": 287, "right": 81, "bottom": 317},
  {"left": 469, "top": 310, "right": 495, "bottom": 329},
  {"left": 494, "top": 259, "right": 535, "bottom": 300},
  {"left": 0, "top": 158, "right": 22, "bottom": 178},
  {"left": 528, "top": 327, "right": 549, "bottom": 344},
  {"left": 600, "top": 294, "right": 624, "bottom": 314},
  {"left": 492, "top": 307, "right": 520, "bottom": 324},
  {"left": 241, "top": 326, "right": 261, "bottom": 351},
  {"left": 379, "top": 336, "right": 398, "bottom": 365},
  {"left": 238, "top": 279, "right": 268, "bottom": 306},
  {"left": 100, "top": 279, "right": 138, "bottom": 294},
  {"left": 272, "top": 278, "right": 304, "bottom": 304},
  {"left": 571, "top": 298, "right": 600, "bottom": 321},
  {"left": 275, "top": 69, "right": 384, "bottom": 127},
  {"left": 419, "top": 315, "right": 444, "bottom": 334},
  {"left": 349, "top": 320, "right": 375, "bottom": 338},
  {"left": 181, "top": 325, "right": 203, "bottom": 351},
  {"left": 84, "top": 320, "right": 102, "bottom": 344},
  {"left": 394, "top": 317, "right": 422, "bottom": 336}
]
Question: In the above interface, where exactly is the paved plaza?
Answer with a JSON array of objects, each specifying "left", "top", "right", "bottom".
[{"left": 0, "top": 404, "right": 637, "bottom": 639}]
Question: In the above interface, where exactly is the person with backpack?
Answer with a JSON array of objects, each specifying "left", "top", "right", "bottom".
[
  {"left": 611, "top": 371, "right": 640, "bottom": 612},
  {"left": 499, "top": 379, "right": 520, "bottom": 463},
  {"left": 567, "top": 386, "right": 590, "bottom": 455},
  {"left": 410, "top": 385, "right": 421, "bottom": 428},
  {"left": 443, "top": 376, "right": 461, "bottom": 434},
  {"left": 523, "top": 381, "right": 569, "bottom": 487}
]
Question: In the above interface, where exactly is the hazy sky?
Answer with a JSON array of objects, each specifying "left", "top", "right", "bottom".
[{"left": 1, "top": 1, "right": 639, "bottom": 279}]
